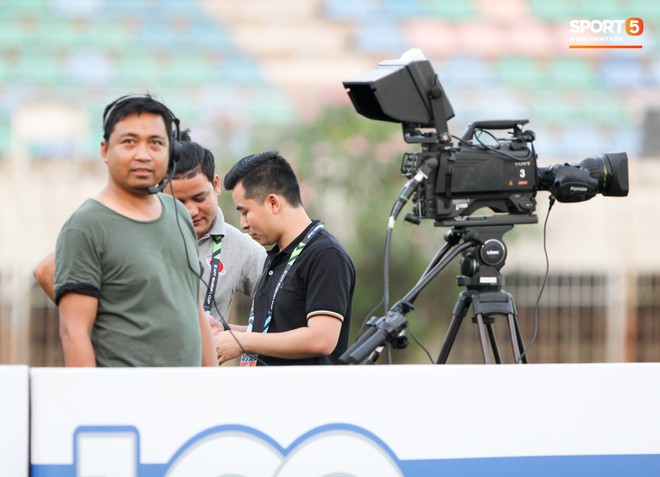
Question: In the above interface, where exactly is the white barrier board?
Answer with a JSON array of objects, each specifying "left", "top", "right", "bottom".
[
  {"left": 0, "top": 365, "right": 29, "bottom": 477},
  {"left": 30, "top": 363, "right": 660, "bottom": 476}
]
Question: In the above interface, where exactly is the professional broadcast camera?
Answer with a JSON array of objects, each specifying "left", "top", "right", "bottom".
[
  {"left": 339, "top": 50, "right": 629, "bottom": 365},
  {"left": 343, "top": 50, "right": 629, "bottom": 227}
]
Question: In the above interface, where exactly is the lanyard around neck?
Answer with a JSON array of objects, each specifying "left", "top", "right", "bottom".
[
  {"left": 203, "top": 234, "right": 223, "bottom": 314},
  {"left": 246, "top": 222, "right": 324, "bottom": 334}
]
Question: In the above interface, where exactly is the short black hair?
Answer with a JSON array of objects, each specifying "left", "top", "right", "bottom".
[
  {"left": 223, "top": 150, "right": 302, "bottom": 206},
  {"left": 173, "top": 128, "right": 215, "bottom": 182},
  {"left": 102, "top": 93, "right": 177, "bottom": 142}
]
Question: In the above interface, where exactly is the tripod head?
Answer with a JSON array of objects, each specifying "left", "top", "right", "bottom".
[{"left": 449, "top": 222, "right": 516, "bottom": 290}]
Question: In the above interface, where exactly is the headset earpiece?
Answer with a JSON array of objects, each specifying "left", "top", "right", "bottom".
[{"left": 169, "top": 115, "right": 182, "bottom": 171}]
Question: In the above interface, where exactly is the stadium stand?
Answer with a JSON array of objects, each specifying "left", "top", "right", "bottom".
[{"left": 0, "top": 0, "right": 656, "bottom": 160}]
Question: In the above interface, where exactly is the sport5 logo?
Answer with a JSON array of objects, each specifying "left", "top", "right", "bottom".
[{"left": 569, "top": 18, "right": 644, "bottom": 36}]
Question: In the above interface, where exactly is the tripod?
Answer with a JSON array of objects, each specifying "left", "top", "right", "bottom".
[
  {"left": 339, "top": 216, "right": 535, "bottom": 365},
  {"left": 435, "top": 227, "right": 527, "bottom": 363}
]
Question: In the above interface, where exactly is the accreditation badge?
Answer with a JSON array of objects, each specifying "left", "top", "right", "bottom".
[{"left": 240, "top": 352, "right": 258, "bottom": 367}]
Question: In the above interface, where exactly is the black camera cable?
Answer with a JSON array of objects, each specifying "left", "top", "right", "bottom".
[
  {"left": 517, "top": 195, "right": 556, "bottom": 363},
  {"left": 354, "top": 159, "right": 440, "bottom": 364}
]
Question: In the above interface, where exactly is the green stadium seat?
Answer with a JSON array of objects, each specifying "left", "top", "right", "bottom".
[
  {"left": 166, "top": 55, "right": 212, "bottom": 86},
  {"left": 32, "top": 19, "right": 80, "bottom": 50},
  {"left": 3, "top": 0, "right": 49, "bottom": 16},
  {"left": 381, "top": 0, "right": 430, "bottom": 18},
  {"left": 531, "top": 94, "right": 583, "bottom": 125},
  {"left": 12, "top": 53, "right": 64, "bottom": 86},
  {"left": 587, "top": 0, "right": 631, "bottom": 18},
  {"left": 425, "top": 0, "right": 476, "bottom": 20},
  {"left": 0, "top": 22, "right": 30, "bottom": 49},
  {"left": 528, "top": 0, "right": 580, "bottom": 21},
  {"left": 84, "top": 18, "right": 135, "bottom": 50},
  {"left": 582, "top": 94, "right": 629, "bottom": 125},
  {"left": 547, "top": 58, "right": 596, "bottom": 90},
  {"left": 495, "top": 57, "right": 546, "bottom": 90},
  {"left": 116, "top": 52, "right": 164, "bottom": 88}
]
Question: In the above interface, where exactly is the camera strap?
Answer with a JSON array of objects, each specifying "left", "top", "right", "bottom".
[{"left": 240, "top": 221, "right": 325, "bottom": 367}]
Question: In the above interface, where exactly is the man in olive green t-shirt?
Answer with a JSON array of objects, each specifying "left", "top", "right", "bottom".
[{"left": 53, "top": 94, "right": 216, "bottom": 367}]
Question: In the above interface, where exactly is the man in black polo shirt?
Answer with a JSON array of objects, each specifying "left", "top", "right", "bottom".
[{"left": 216, "top": 150, "right": 355, "bottom": 365}]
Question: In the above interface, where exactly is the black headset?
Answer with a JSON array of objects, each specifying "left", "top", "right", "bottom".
[{"left": 102, "top": 94, "right": 182, "bottom": 192}]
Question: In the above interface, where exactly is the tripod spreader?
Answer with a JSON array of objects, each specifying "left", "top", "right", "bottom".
[{"left": 339, "top": 302, "right": 413, "bottom": 364}]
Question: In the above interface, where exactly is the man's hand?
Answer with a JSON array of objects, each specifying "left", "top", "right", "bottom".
[
  {"left": 215, "top": 330, "right": 245, "bottom": 365},
  {"left": 207, "top": 314, "right": 225, "bottom": 335}
]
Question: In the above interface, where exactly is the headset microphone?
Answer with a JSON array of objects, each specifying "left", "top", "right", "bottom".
[
  {"left": 146, "top": 161, "right": 177, "bottom": 195},
  {"left": 147, "top": 180, "right": 170, "bottom": 195}
]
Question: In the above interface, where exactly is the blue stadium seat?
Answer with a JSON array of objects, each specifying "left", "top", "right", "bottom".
[
  {"left": 64, "top": 51, "right": 117, "bottom": 86},
  {"left": 599, "top": 56, "right": 650, "bottom": 89},
  {"left": 323, "top": 0, "right": 380, "bottom": 21},
  {"left": 353, "top": 20, "right": 408, "bottom": 56},
  {"left": 439, "top": 56, "right": 495, "bottom": 88}
]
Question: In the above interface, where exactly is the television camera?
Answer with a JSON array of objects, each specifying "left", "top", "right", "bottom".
[{"left": 339, "top": 50, "right": 629, "bottom": 364}]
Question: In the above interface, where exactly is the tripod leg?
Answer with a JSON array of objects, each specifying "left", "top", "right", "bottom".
[
  {"left": 436, "top": 313, "right": 465, "bottom": 364},
  {"left": 485, "top": 322, "right": 502, "bottom": 364},
  {"left": 436, "top": 292, "right": 470, "bottom": 364},
  {"left": 475, "top": 313, "right": 492, "bottom": 364},
  {"left": 506, "top": 313, "right": 523, "bottom": 363},
  {"left": 510, "top": 314, "right": 528, "bottom": 364}
]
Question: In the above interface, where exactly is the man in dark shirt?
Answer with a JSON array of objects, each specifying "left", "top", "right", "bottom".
[{"left": 215, "top": 151, "right": 355, "bottom": 365}]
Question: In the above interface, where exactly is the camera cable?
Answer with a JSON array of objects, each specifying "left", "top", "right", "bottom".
[{"left": 517, "top": 196, "right": 556, "bottom": 362}]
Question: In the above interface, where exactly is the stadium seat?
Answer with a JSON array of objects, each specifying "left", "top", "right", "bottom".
[
  {"left": 323, "top": 0, "right": 380, "bottom": 21},
  {"left": 495, "top": 57, "right": 546, "bottom": 90},
  {"left": 354, "top": 20, "right": 408, "bottom": 56},
  {"left": 166, "top": 55, "right": 213, "bottom": 86},
  {"left": 12, "top": 53, "right": 63, "bottom": 87},
  {"left": 581, "top": 93, "right": 629, "bottom": 126},
  {"left": 438, "top": 56, "right": 495, "bottom": 88},
  {"left": 425, "top": 0, "right": 476, "bottom": 20},
  {"left": 381, "top": 0, "right": 429, "bottom": 18},
  {"left": 547, "top": 57, "right": 597, "bottom": 90},
  {"left": 528, "top": 0, "right": 579, "bottom": 21},
  {"left": 599, "top": 56, "right": 650, "bottom": 89},
  {"left": 64, "top": 51, "right": 116, "bottom": 86},
  {"left": 531, "top": 93, "right": 583, "bottom": 126},
  {"left": 116, "top": 52, "right": 164, "bottom": 88},
  {"left": 403, "top": 20, "right": 459, "bottom": 57}
]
